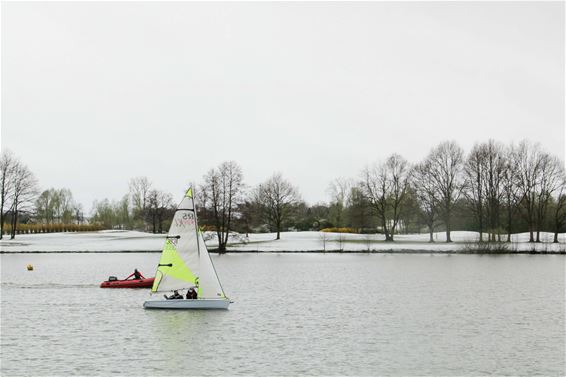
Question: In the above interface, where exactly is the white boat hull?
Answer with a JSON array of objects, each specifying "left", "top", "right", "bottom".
[{"left": 143, "top": 298, "right": 231, "bottom": 310}]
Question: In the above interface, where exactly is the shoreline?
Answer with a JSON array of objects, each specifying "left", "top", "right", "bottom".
[
  {"left": 2, "top": 249, "right": 565, "bottom": 255},
  {"left": 2, "top": 230, "right": 564, "bottom": 254}
]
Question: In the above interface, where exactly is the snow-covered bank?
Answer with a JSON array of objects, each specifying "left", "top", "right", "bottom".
[
  {"left": 224, "top": 231, "right": 566, "bottom": 253},
  {"left": 1, "top": 230, "right": 565, "bottom": 253},
  {"left": 0, "top": 230, "right": 165, "bottom": 253}
]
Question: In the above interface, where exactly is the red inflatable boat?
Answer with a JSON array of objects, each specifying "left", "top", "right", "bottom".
[{"left": 100, "top": 277, "right": 155, "bottom": 288}]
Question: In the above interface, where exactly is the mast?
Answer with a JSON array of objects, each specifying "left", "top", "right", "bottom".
[{"left": 190, "top": 190, "right": 201, "bottom": 258}]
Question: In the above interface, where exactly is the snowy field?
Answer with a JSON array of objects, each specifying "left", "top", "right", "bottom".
[
  {"left": 0, "top": 230, "right": 564, "bottom": 253},
  {"left": 0, "top": 230, "right": 164, "bottom": 253}
]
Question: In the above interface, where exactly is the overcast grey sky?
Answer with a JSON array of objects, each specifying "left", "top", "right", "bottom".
[{"left": 2, "top": 1, "right": 564, "bottom": 210}]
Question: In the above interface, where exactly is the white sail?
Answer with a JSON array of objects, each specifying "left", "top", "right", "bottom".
[{"left": 197, "top": 232, "right": 226, "bottom": 299}]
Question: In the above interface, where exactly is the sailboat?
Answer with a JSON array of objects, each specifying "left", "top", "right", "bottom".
[{"left": 143, "top": 187, "right": 231, "bottom": 309}]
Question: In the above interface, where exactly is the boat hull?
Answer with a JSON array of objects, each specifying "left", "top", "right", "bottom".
[
  {"left": 143, "top": 298, "right": 231, "bottom": 310},
  {"left": 100, "top": 278, "right": 155, "bottom": 288}
]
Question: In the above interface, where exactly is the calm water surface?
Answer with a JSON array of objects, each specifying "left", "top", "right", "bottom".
[{"left": 1, "top": 253, "right": 564, "bottom": 376}]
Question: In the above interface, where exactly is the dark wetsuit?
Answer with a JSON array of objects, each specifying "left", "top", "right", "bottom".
[{"left": 126, "top": 270, "right": 145, "bottom": 280}]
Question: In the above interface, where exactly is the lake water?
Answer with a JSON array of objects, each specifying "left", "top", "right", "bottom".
[{"left": 1, "top": 252, "right": 564, "bottom": 376}]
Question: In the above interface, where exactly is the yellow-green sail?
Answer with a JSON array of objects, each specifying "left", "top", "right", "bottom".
[{"left": 151, "top": 239, "right": 197, "bottom": 292}]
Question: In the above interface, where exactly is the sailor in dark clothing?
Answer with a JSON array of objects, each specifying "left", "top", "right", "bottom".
[
  {"left": 134, "top": 269, "right": 142, "bottom": 279},
  {"left": 186, "top": 287, "right": 197, "bottom": 300},
  {"left": 126, "top": 269, "right": 145, "bottom": 280},
  {"left": 164, "top": 290, "right": 183, "bottom": 300}
]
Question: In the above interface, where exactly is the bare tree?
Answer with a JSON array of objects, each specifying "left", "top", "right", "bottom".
[
  {"left": 361, "top": 154, "right": 410, "bottom": 241},
  {"left": 347, "top": 186, "right": 370, "bottom": 232},
  {"left": 327, "top": 178, "right": 352, "bottom": 227},
  {"left": 90, "top": 199, "right": 114, "bottom": 229},
  {"left": 74, "top": 203, "right": 84, "bottom": 225},
  {"left": 481, "top": 140, "right": 506, "bottom": 242},
  {"left": 255, "top": 173, "right": 301, "bottom": 240},
  {"left": 426, "top": 141, "right": 464, "bottom": 242},
  {"left": 512, "top": 141, "right": 545, "bottom": 242},
  {"left": 129, "top": 176, "right": 152, "bottom": 227},
  {"left": 36, "top": 189, "right": 55, "bottom": 224},
  {"left": 9, "top": 161, "right": 38, "bottom": 239},
  {"left": 114, "top": 195, "right": 132, "bottom": 230},
  {"left": 200, "top": 161, "right": 244, "bottom": 252},
  {"left": 156, "top": 191, "right": 173, "bottom": 233},
  {"left": 236, "top": 199, "right": 258, "bottom": 237},
  {"left": 412, "top": 159, "right": 440, "bottom": 242},
  {"left": 533, "top": 154, "right": 563, "bottom": 242},
  {"left": 146, "top": 190, "right": 159, "bottom": 233},
  {"left": 54, "top": 188, "right": 75, "bottom": 224},
  {"left": 0, "top": 151, "right": 16, "bottom": 239},
  {"left": 35, "top": 188, "right": 75, "bottom": 224},
  {"left": 553, "top": 179, "right": 566, "bottom": 243},
  {"left": 464, "top": 143, "right": 486, "bottom": 241},
  {"left": 146, "top": 189, "right": 173, "bottom": 233},
  {"left": 501, "top": 147, "right": 521, "bottom": 242}
]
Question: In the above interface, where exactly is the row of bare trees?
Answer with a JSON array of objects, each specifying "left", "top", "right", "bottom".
[
  {"left": 79, "top": 164, "right": 302, "bottom": 250},
  {"left": 329, "top": 140, "right": 564, "bottom": 243},
  {"left": 88, "top": 183, "right": 175, "bottom": 232},
  {"left": 74, "top": 140, "right": 566, "bottom": 246},
  {"left": 461, "top": 140, "right": 563, "bottom": 243},
  {"left": 2, "top": 139, "right": 564, "bottom": 244},
  {"left": 126, "top": 177, "right": 173, "bottom": 233},
  {"left": 354, "top": 142, "right": 465, "bottom": 242},
  {"left": 198, "top": 162, "right": 301, "bottom": 252},
  {"left": 35, "top": 188, "right": 83, "bottom": 225},
  {"left": 0, "top": 151, "right": 38, "bottom": 239}
]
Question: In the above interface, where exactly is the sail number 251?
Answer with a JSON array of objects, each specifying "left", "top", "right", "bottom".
[{"left": 175, "top": 212, "right": 196, "bottom": 227}]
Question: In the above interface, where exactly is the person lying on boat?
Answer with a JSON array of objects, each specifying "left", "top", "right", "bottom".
[
  {"left": 164, "top": 290, "right": 183, "bottom": 300},
  {"left": 125, "top": 269, "right": 145, "bottom": 280},
  {"left": 186, "top": 287, "right": 197, "bottom": 300}
]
